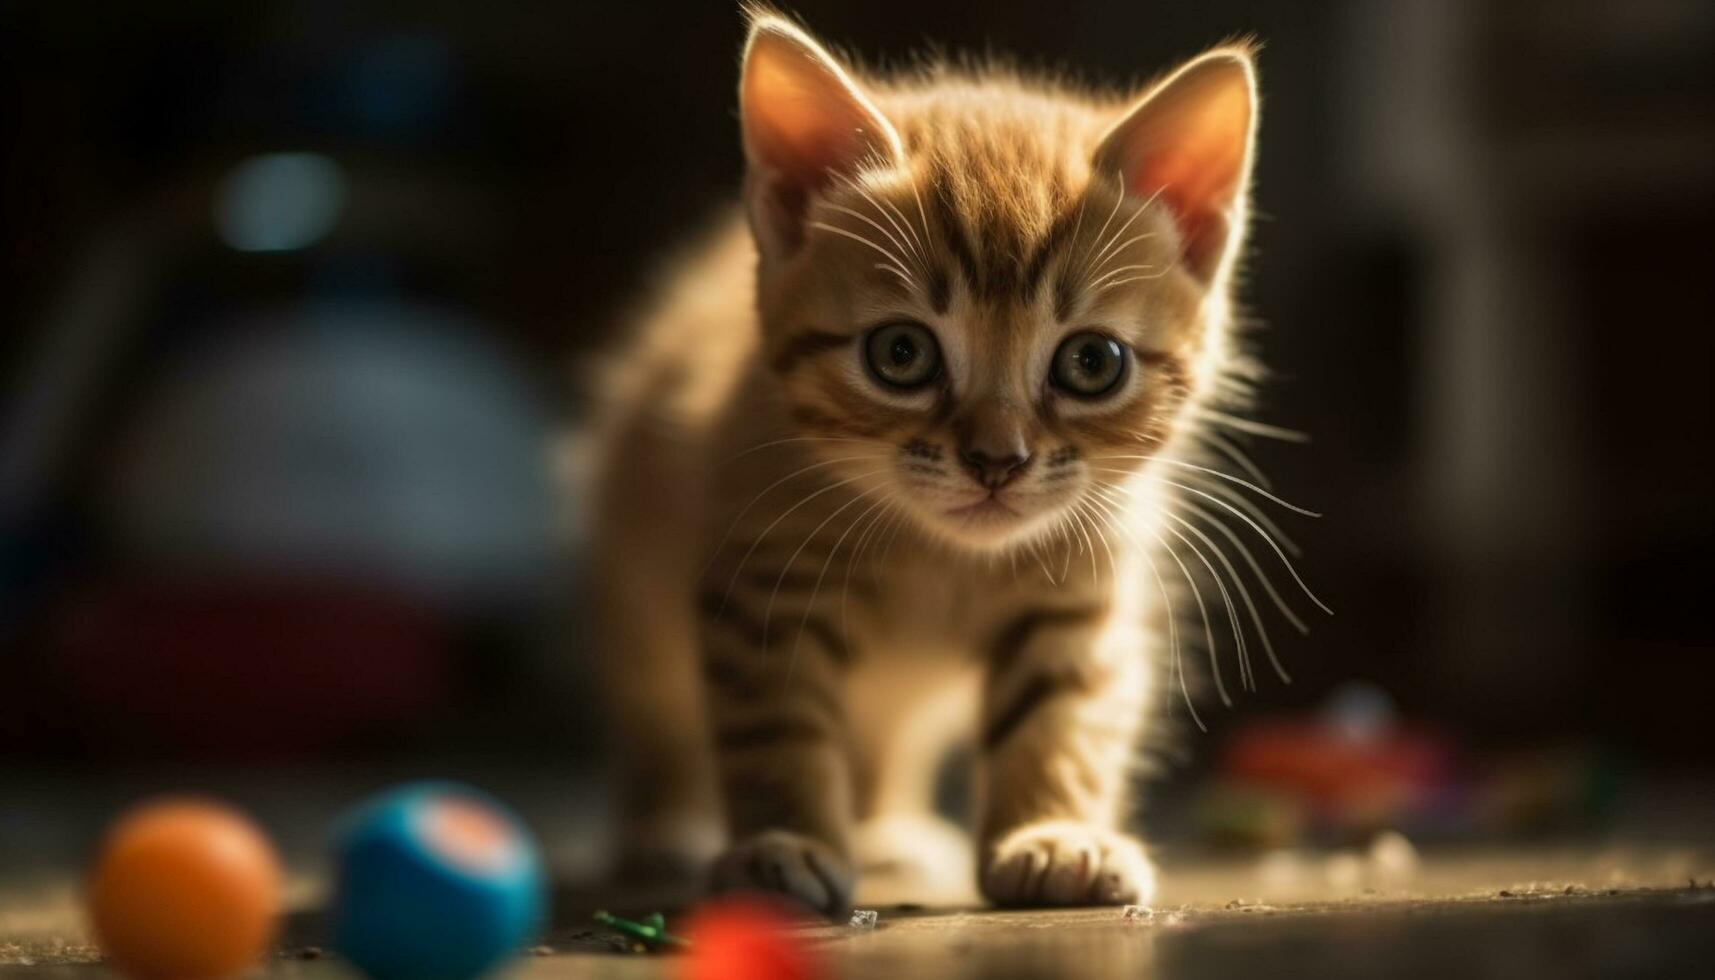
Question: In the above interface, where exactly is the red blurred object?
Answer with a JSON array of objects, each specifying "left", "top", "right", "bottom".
[
  {"left": 51, "top": 575, "right": 452, "bottom": 758},
  {"left": 679, "top": 898, "right": 821, "bottom": 980},
  {"left": 1222, "top": 717, "right": 1458, "bottom": 825}
]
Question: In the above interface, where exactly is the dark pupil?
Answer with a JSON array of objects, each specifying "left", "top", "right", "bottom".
[
  {"left": 889, "top": 335, "right": 917, "bottom": 366},
  {"left": 1075, "top": 342, "right": 1106, "bottom": 375}
]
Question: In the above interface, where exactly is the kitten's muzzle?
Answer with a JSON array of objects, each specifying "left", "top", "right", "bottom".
[{"left": 960, "top": 447, "right": 1033, "bottom": 490}]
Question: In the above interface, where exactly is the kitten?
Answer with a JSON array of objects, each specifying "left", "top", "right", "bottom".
[{"left": 589, "top": 10, "right": 1272, "bottom": 914}]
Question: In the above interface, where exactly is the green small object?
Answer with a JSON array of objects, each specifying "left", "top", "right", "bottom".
[{"left": 594, "top": 910, "right": 689, "bottom": 951}]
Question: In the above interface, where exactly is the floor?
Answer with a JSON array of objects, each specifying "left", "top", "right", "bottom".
[{"left": 5, "top": 845, "right": 1713, "bottom": 979}]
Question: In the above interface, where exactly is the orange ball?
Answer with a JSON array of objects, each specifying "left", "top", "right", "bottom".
[{"left": 88, "top": 798, "right": 282, "bottom": 980}]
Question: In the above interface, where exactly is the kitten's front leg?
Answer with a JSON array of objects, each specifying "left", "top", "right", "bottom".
[
  {"left": 699, "top": 587, "right": 856, "bottom": 916},
  {"left": 977, "top": 601, "right": 1156, "bottom": 907}
]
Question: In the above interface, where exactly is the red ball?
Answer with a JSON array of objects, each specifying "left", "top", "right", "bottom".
[{"left": 678, "top": 899, "right": 820, "bottom": 980}]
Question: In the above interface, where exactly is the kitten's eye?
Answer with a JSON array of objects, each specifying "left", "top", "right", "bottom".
[
  {"left": 864, "top": 321, "right": 942, "bottom": 390},
  {"left": 1051, "top": 331, "right": 1127, "bottom": 398}
]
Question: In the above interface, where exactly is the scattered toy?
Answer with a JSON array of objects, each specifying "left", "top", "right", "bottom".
[
  {"left": 847, "top": 909, "right": 878, "bottom": 930},
  {"left": 87, "top": 797, "right": 282, "bottom": 980},
  {"left": 595, "top": 911, "right": 687, "bottom": 952},
  {"left": 330, "top": 782, "right": 545, "bottom": 980},
  {"left": 679, "top": 898, "right": 820, "bottom": 980}
]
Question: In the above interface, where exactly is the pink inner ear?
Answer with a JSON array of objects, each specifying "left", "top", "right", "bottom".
[
  {"left": 743, "top": 41, "right": 886, "bottom": 193},
  {"left": 1118, "top": 78, "right": 1252, "bottom": 277}
]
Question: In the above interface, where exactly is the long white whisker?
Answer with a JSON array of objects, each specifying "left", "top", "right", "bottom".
[
  {"left": 702, "top": 455, "right": 888, "bottom": 580},
  {"left": 1195, "top": 409, "right": 1311, "bottom": 443},
  {"left": 1158, "top": 479, "right": 1333, "bottom": 616},
  {"left": 838, "top": 175, "right": 930, "bottom": 273},
  {"left": 1163, "top": 511, "right": 1251, "bottom": 693},
  {"left": 1085, "top": 261, "right": 1157, "bottom": 293},
  {"left": 1182, "top": 499, "right": 1308, "bottom": 634},
  {"left": 1082, "top": 183, "right": 1164, "bottom": 285},
  {"left": 1082, "top": 484, "right": 1206, "bottom": 730},
  {"left": 808, "top": 222, "right": 920, "bottom": 289},
  {"left": 766, "top": 480, "right": 889, "bottom": 650},
  {"left": 719, "top": 468, "right": 883, "bottom": 615},
  {"left": 1088, "top": 455, "right": 1321, "bottom": 516},
  {"left": 1140, "top": 500, "right": 1230, "bottom": 709},
  {"left": 786, "top": 485, "right": 891, "bottom": 682},
  {"left": 1091, "top": 481, "right": 1248, "bottom": 694},
  {"left": 1165, "top": 507, "right": 1293, "bottom": 684},
  {"left": 723, "top": 435, "right": 873, "bottom": 465},
  {"left": 840, "top": 497, "right": 897, "bottom": 642},
  {"left": 825, "top": 201, "right": 924, "bottom": 280},
  {"left": 1186, "top": 477, "right": 1302, "bottom": 556},
  {"left": 1193, "top": 430, "right": 1273, "bottom": 490},
  {"left": 1072, "top": 172, "right": 1128, "bottom": 285}
]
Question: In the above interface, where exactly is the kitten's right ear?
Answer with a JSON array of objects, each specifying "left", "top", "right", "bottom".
[{"left": 740, "top": 15, "right": 902, "bottom": 260}]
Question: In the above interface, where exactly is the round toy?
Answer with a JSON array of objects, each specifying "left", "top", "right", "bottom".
[
  {"left": 87, "top": 797, "right": 282, "bottom": 980},
  {"left": 679, "top": 898, "right": 819, "bottom": 980},
  {"left": 330, "top": 782, "right": 545, "bottom": 980}
]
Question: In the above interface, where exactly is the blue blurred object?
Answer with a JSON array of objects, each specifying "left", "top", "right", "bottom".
[{"left": 332, "top": 783, "right": 546, "bottom": 980}]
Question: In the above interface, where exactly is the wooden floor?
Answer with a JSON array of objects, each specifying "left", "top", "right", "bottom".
[{"left": 6, "top": 845, "right": 1713, "bottom": 979}]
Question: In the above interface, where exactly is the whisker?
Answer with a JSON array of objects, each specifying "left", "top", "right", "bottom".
[
  {"left": 837, "top": 175, "right": 931, "bottom": 274},
  {"left": 1085, "top": 261, "right": 1157, "bottom": 293},
  {"left": 786, "top": 485, "right": 892, "bottom": 682},
  {"left": 719, "top": 468, "right": 884, "bottom": 616},
  {"left": 1184, "top": 476, "right": 1302, "bottom": 557},
  {"left": 808, "top": 222, "right": 921, "bottom": 289},
  {"left": 1195, "top": 409, "right": 1311, "bottom": 444},
  {"left": 1160, "top": 511, "right": 1252, "bottom": 693},
  {"left": 1139, "top": 497, "right": 1231, "bottom": 709},
  {"left": 723, "top": 435, "right": 873, "bottom": 465},
  {"left": 1193, "top": 429, "right": 1272, "bottom": 489},
  {"left": 1181, "top": 499, "right": 1308, "bottom": 636},
  {"left": 1087, "top": 455, "right": 1321, "bottom": 516},
  {"left": 1091, "top": 481, "right": 1245, "bottom": 696},
  {"left": 1093, "top": 272, "right": 1171, "bottom": 294},
  {"left": 1157, "top": 478, "right": 1333, "bottom": 617},
  {"left": 1071, "top": 172, "right": 1129, "bottom": 288},
  {"left": 702, "top": 454, "right": 888, "bottom": 579},
  {"left": 841, "top": 498, "right": 899, "bottom": 642},
  {"left": 1081, "top": 484, "right": 1206, "bottom": 731},
  {"left": 1166, "top": 507, "right": 1294, "bottom": 683},
  {"left": 825, "top": 201, "right": 925, "bottom": 280},
  {"left": 766, "top": 480, "right": 889, "bottom": 648},
  {"left": 1081, "top": 183, "right": 1165, "bottom": 287}
]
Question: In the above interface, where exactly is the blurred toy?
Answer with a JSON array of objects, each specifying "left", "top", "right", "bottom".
[
  {"left": 847, "top": 909, "right": 878, "bottom": 930},
  {"left": 679, "top": 898, "right": 819, "bottom": 980},
  {"left": 87, "top": 797, "right": 282, "bottom": 980},
  {"left": 330, "top": 782, "right": 545, "bottom": 980},
  {"left": 1201, "top": 682, "right": 1459, "bottom": 846},
  {"left": 595, "top": 910, "right": 687, "bottom": 951}
]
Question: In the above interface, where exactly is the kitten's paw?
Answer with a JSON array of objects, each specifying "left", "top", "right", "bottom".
[
  {"left": 710, "top": 830, "right": 854, "bottom": 917},
  {"left": 981, "top": 821, "right": 1155, "bottom": 907}
]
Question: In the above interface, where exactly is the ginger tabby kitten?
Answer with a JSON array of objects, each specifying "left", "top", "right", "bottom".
[{"left": 590, "top": 10, "right": 1299, "bottom": 915}]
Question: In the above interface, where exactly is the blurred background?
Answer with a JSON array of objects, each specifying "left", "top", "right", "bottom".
[{"left": 3, "top": 0, "right": 1712, "bottom": 884}]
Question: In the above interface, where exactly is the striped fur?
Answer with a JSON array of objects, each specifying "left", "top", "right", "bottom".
[{"left": 588, "top": 11, "right": 1264, "bottom": 914}]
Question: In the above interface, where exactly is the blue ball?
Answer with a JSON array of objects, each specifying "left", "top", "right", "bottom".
[{"left": 331, "top": 782, "right": 546, "bottom": 980}]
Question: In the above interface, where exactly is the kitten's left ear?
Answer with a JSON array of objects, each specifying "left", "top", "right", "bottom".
[
  {"left": 1093, "top": 47, "right": 1258, "bottom": 285},
  {"left": 740, "top": 15, "right": 903, "bottom": 261}
]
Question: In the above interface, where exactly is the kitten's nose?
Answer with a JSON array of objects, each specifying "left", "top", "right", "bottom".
[{"left": 960, "top": 447, "right": 1032, "bottom": 489}]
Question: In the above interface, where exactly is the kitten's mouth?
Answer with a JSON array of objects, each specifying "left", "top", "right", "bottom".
[{"left": 945, "top": 495, "right": 1019, "bottom": 523}]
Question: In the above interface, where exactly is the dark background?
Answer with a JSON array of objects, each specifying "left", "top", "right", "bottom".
[{"left": 2, "top": 0, "right": 1712, "bottom": 848}]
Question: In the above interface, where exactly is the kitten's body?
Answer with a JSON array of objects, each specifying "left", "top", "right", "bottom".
[{"left": 590, "top": 14, "right": 1264, "bottom": 913}]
